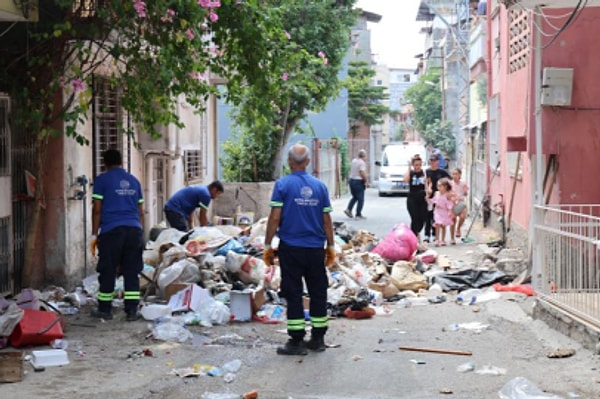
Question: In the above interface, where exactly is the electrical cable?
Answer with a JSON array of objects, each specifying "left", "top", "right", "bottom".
[{"left": 541, "top": 0, "right": 587, "bottom": 49}]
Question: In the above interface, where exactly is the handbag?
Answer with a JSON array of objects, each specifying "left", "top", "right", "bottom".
[{"left": 452, "top": 202, "right": 466, "bottom": 215}]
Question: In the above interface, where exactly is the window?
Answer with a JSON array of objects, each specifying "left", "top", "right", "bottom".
[
  {"left": 508, "top": 10, "right": 530, "bottom": 74},
  {"left": 185, "top": 150, "right": 204, "bottom": 182},
  {"left": 93, "top": 76, "right": 128, "bottom": 176},
  {"left": 376, "top": 80, "right": 383, "bottom": 86},
  {"left": 0, "top": 98, "right": 9, "bottom": 176},
  {"left": 403, "top": 74, "right": 411, "bottom": 82}
]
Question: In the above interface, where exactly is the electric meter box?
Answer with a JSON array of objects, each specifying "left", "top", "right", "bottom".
[{"left": 541, "top": 67, "right": 573, "bottom": 106}]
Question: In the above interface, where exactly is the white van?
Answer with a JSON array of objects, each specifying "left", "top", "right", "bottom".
[{"left": 375, "top": 142, "right": 427, "bottom": 196}]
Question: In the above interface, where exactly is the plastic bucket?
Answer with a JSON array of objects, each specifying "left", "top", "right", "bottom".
[{"left": 9, "top": 309, "right": 64, "bottom": 347}]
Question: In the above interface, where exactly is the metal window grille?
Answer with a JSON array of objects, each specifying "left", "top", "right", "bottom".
[
  {"left": 93, "top": 76, "right": 127, "bottom": 177},
  {"left": 72, "top": 0, "right": 107, "bottom": 18},
  {"left": 508, "top": 9, "right": 530, "bottom": 74},
  {"left": 154, "top": 157, "right": 166, "bottom": 222},
  {"left": 0, "top": 216, "right": 11, "bottom": 295},
  {"left": 184, "top": 150, "right": 204, "bottom": 183},
  {"left": 0, "top": 97, "right": 9, "bottom": 176}
]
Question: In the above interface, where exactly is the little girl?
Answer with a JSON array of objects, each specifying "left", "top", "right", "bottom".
[
  {"left": 450, "top": 168, "right": 469, "bottom": 238},
  {"left": 428, "top": 177, "right": 455, "bottom": 246}
]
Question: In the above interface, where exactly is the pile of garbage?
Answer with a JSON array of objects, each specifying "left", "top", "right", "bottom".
[{"left": 1, "top": 218, "right": 528, "bottom": 349}]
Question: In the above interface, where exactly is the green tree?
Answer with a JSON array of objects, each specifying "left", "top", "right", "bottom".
[
  {"left": 403, "top": 70, "right": 454, "bottom": 156},
  {"left": 220, "top": 0, "right": 358, "bottom": 181},
  {"left": 423, "top": 119, "right": 455, "bottom": 157},
  {"left": 404, "top": 70, "right": 443, "bottom": 134},
  {"left": 344, "top": 61, "right": 390, "bottom": 135},
  {"left": 0, "top": 0, "right": 323, "bottom": 287}
]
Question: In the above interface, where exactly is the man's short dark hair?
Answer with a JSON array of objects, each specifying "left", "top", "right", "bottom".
[
  {"left": 103, "top": 149, "right": 122, "bottom": 167},
  {"left": 208, "top": 180, "right": 224, "bottom": 193}
]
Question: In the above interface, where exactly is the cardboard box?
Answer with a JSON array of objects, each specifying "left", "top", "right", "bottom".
[
  {"left": 167, "top": 284, "right": 209, "bottom": 312},
  {"left": 0, "top": 350, "right": 23, "bottom": 383},
  {"left": 230, "top": 288, "right": 267, "bottom": 321},
  {"left": 252, "top": 288, "right": 266, "bottom": 313},
  {"left": 163, "top": 282, "right": 192, "bottom": 301}
]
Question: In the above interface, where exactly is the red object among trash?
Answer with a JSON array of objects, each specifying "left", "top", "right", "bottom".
[
  {"left": 344, "top": 306, "right": 376, "bottom": 319},
  {"left": 492, "top": 283, "right": 535, "bottom": 296},
  {"left": 9, "top": 308, "right": 64, "bottom": 347}
]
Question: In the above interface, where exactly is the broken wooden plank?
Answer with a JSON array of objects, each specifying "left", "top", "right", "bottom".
[{"left": 399, "top": 345, "right": 472, "bottom": 356}]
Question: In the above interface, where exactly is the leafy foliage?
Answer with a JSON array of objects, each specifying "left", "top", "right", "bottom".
[
  {"left": 220, "top": 0, "right": 358, "bottom": 181},
  {"left": 423, "top": 119, "right": 455, "bottom": 157},
  {"left": 403, "top": 69, "right": 455, "bottom": 157},
  {"left": 344, "top": 61, "right": 390, "bottom": 135},
  {"left": 0, "top": 1, "right": 301, "bottom": 144},
  {"left": 404, "top": 70, "right": 443, "bottom": 134}
]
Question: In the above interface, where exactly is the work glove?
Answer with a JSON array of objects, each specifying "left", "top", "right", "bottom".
[
  {"left": 90, "top": 235, "right": 98, "bottom": 257},
  {"left": 325, "top": 245, "right": 336, "bottom": 267},
  {"left": 263, "top": 245, "right": 275, "bottom": 266}
]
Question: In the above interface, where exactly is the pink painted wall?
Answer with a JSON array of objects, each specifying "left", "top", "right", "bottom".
[
  {"left": 488, "top": 6, "right": 600, "bottom": 233},
  {"left": 488, "top": 7, "right": 533, "bottom": 232},
  {"left": 540, "top": 8, "right": 600, "bottom": 205}
]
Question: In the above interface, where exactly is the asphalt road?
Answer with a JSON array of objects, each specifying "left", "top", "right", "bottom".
[
  {"left": 4, "top": 188, "right": 599, "bottom": 399},
  {"left": 330, "top": 187, "right": 411, "bottom": 239}
]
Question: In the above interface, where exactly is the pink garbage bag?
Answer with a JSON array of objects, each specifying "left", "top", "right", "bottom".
[{"left": 371, "top": 224, "right": 418, "bottom": 262}]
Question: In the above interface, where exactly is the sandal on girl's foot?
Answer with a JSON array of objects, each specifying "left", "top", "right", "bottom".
[
  {"left": 441, "top": 241, "right": 447, "bottom": 246},
  {"left": 450, "top": 240, "right": 456, "bottom": 245},
  {"left": 455, "top": 230, "right": 462, "bottom": 237},
  {"left": 434, "top": 240, "right": 440, "bottom": 247}
]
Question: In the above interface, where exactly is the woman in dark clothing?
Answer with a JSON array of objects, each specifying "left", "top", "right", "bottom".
[{"left": 403, "top": 155, "right": 428, "bottom": 240}]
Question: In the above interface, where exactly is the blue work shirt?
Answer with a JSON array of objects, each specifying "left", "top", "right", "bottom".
[
  {"left": 92, "top": 168, "right": 143, "bottom": 234},
  {"left": 269, "top": 171, "right": 332, "bottom": 248},
  {"left": 164, "top": 185, "right": 211, "bottom": 218}
]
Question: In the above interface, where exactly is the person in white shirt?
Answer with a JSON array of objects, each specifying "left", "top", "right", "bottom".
[{"left": 344, "top": 149, "right": 369, "bottom": 220}]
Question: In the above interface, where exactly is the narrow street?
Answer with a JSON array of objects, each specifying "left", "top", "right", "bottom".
[{"left": 3, "top": 189, "right": 599, "bottom": 399}]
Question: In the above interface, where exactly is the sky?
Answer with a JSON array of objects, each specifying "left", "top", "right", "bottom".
[{"left": 355, "top": 0, "right": 425, "bottom": 69}]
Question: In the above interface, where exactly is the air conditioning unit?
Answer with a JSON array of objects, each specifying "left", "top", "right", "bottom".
[
  {"left": 137, "top": 125, "right": 170, "bottom": 151},
  {"left": 541, "top": 67, "right": 574, "bottom": 107}
]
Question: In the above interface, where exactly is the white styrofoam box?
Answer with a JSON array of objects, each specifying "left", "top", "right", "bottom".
[
  {"left": 229, "top": 291, "right": 252, "bottom": 322},
  {"left": 31, "top": 349, "right": 69, "bottom": 368}
]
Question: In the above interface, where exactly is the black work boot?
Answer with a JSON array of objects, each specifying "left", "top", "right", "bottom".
[
  {"left": 276, "top": 339, "right": 308, "bottom": 356},
  {"left": 306, "top": 336, "right": 326, "bottom": 352},
  {"left": 90, "top": 307, "right": 113, "bottom": 320}
]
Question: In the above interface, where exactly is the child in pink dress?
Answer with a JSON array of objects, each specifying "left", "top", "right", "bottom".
[{"left": 428, "top": 178, "right": 455, "bottom": 246}]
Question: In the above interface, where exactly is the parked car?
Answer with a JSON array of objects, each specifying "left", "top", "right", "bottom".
[{"left": 375, "top": 142, "right": 427, "bottom": 196}]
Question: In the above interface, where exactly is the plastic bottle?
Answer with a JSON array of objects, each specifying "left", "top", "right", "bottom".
[{"left": 457, "top": 288, "right": 482, "bottom": 305}]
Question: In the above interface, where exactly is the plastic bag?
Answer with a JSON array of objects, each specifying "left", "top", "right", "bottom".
[
  {"left": 0, "top": 303, "right": 24, "bottom": 336},
  {"left": 224, "top": 251, "right": 267, "bottom": 286},
  {"left": 371, "top": 224, "right": 417, "bottom": 262},
  {"left": 390, "top": 261, "right": 427, "bottom": 291},
  {"left": 498, "top": 377, "right": 564, "bottom": 399},
  {"left": 157, "top": 258, "right": 201, "bottom": 291},
  {"left": 151, "top": 318, "right": 193, "bottom": 343},
  {"left": 215, "top": 238, "right": 245, "bottom": 256}
]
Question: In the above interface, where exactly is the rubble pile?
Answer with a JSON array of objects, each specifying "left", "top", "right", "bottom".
[{"left": 1, "top": 219, "right": 526, "bottom": 351}]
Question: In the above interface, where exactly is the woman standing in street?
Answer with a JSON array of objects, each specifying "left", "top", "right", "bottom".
[{"left": 404, "top": 154, "right": 428, "bottom": 240}]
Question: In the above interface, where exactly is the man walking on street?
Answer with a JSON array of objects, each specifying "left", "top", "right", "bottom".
[
  {"left": 90, "top": 149, "right": 144, "bottom": 321},
  {"left": 163, "top": 181, "right": 224, "bottom": 231},
  {"left": 344, "top": 149, "right": 369, "bottom": 220},
  {"left": 263, "top": 144, "right": 336, "bottom": 355}
]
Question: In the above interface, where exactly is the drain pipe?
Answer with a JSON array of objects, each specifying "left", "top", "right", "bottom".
[{"left": 531, "top": 8, "right": 543, "bottom": 288}]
